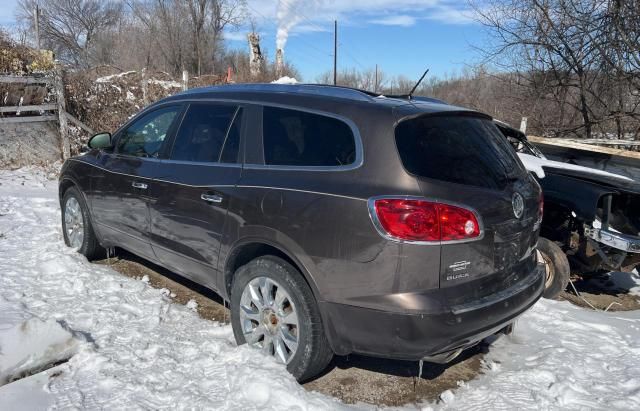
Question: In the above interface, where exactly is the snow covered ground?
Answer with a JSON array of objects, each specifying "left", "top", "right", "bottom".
[{"left": 1, "top": 167, "right": 640, "bottom": 410}]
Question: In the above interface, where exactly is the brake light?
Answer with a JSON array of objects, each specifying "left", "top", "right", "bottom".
[{"left": 370, "top": 198, "right": 481, "bottom": 242}]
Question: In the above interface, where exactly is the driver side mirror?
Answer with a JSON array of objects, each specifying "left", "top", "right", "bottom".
[{"left": 88, "top": 132, "right": 112, "bottom": 150}]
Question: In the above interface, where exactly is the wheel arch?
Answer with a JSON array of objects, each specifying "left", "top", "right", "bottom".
[
  {"left": 58, "top": 176, "right": 78, "bottom": 202},
  {"left": 223, "top": 239, "right": 322, "bottom": 304}
]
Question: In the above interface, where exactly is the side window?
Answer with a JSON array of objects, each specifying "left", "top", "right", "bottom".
[
  {"left": 170, "top": 104, "right": 240, "bottom": 163},
  {"left": 117, "top": 106, "right": 181, "bottom": 157},
  {"left": 262, "top": 106, "right": 356, "bottom": 167}
]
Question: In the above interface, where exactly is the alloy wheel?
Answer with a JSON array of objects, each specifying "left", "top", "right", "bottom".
[
  {"left": 239, "top": 276, "right": 299, "bottom": 364},
  {"left": 64, "top": 196, "right": 85, "bottom": 250}
]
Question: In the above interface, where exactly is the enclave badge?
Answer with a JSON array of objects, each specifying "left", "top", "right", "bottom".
[{"left": 512, "top": 192, "right": 524, "bottom": 219}]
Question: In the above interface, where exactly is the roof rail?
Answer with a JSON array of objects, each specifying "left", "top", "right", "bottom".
[{"left": 189, "top": 83, "right": 375, "bottom": 102}]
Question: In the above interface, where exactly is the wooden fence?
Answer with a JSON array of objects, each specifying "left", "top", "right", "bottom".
[{"left": 0, "top": 65, "right": 94, "bottom": 159}]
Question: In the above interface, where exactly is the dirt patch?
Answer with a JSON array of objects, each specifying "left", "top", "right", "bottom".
[
  {"left": 95, "top": 251, "right": 228, "bottom": 323},
  {"left": 98, "top": 250, "right": 486, "bottom": 407},
  {"left": 559, "top": 271, "right": 640, "bottom": 311},
  {"left": 305, "top": 349, "right": 485, "bottom": 406}
]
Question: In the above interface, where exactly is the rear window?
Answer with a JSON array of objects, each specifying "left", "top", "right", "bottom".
[
  {"left": 395, "top": 114, "right": 525, "bottom": 189},
  {"left": 262, "top": 106, "right": 356, "bottom": 167}
]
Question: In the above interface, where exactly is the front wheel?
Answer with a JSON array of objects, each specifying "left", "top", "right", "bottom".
[
  {"left": 230, "top": 256, "right": 333, "bottom": 382},
  {"left": 61, "top": 186, "right": 103, "bottom": 260},
  {"left": 537, "top": 237, "right": 570, "bottom": 299}
]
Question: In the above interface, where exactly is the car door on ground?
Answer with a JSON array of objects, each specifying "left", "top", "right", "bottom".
[
  {"left": 89, "top": 104, "right": 183, "bottom": 261},
  {"left": 149, "top": 102, "right": 244, "bottom": 290}
]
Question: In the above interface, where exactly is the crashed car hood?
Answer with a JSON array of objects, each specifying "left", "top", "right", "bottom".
[{"left": 518, "top": 153, "right": 640, "bottom": 194}]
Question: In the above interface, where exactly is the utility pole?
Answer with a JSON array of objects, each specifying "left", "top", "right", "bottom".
[
  {"left": 375, "top": 64, "right": 378, "bottom": 93},
  {"left": 34, "top": 5, "right": 40, "bottom": 50},
  {"left": 333, "top": 20, "right": 337, "bottom": 86}
]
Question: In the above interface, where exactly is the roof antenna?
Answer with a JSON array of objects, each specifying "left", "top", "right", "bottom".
[{"left": 407, "top": 69, "right": 429, "bottom": 100}]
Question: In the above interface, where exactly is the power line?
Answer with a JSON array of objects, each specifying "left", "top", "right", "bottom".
[
  {"left": 339, "top": 43, "right": 367, "bottom": 70},
  {"left": 278, "top": 0, "right": 333, "bottom": 37}
]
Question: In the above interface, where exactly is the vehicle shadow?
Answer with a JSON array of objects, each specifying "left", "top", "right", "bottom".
[{"left": 323, "top": 342, "right": 485, "bottom": 381}]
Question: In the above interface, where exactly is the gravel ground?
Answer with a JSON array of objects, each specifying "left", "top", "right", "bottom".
[{"left": 97, "top": 250, "right": 640, "bottom": 407}]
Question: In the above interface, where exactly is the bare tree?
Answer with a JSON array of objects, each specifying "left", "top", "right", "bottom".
[
  {"left": 17, "top": 0, "right": 124, "bottom": 67},
  {"left": 472, "top": 0, "right": 640, "bottom": 139}
]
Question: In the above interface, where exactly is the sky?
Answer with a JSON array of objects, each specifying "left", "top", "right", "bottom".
[
  {"left": 0, "top": 0, "right": 488, "bottom": 83},
  {"left": 232, "top": 0, "right": 487, "bottom": 82}
]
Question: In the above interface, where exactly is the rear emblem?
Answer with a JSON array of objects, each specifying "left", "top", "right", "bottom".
[{"left": 512, "top": 193, "right": 524, "bottom": 219}]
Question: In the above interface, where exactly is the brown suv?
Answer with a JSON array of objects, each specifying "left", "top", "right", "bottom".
[{"left": 59, "top": 84, "right": 545, "bottom": 381}]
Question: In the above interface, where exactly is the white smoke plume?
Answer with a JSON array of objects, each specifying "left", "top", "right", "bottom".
[
  {"left": 276, "top": 0, "right": 324, "bottom": 51},
  {"left": 276, "top": 0, "right": 303, "bottom": 51}
]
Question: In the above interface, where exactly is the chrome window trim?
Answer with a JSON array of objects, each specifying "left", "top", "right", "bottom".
[
  {"left": 367, "top": 195, "right": 486, "bottom": 245},
  {"left": 147, "top": 98, "right": 364, "bottom": 172}
]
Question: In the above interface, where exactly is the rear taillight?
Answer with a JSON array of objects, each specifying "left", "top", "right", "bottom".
[{"left": 369, "top": 198, "right": 481, "bottom": 243}]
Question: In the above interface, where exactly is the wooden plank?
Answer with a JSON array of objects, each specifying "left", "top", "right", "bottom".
[
  {"left": 54, "top": 64, "right": 70, "bottom": 159},
  {"left": 0, "top": 75, "right": 52, "bottom": 84},
  {"left": 0, "top": 115, "right": 57, "bottom": 124},
  {"left": 529, "top": 136, "right": 640, "bottom": 160},
  {"left": 0, "top": 104, "right": 57, "bottom": 113},
  {"left": 63, "top": 111, "right": 94, "bottom": 135}
]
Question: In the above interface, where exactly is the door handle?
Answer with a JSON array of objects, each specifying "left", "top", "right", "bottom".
[
  {"left": 201, "top": 193, "right": 223, "bottom": 203},
  {"left": 132, "top": 182, "right": 148, "bottom": 190}
]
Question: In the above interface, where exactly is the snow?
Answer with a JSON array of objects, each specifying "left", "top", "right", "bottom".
[
  {"left": 95, "top": 71, "right": 137, "bottom": 83},
  {"left": 0, "top": 299, "right": 87, "bottom": 385},
  {"left": 1, "top": 167, "right": 640, "bottom": 409},
  {"left": 147, "top": 78, "right": 183, "bottom": 89},
  {"left": 436, "top": 300, "right": 640, "bottom": 410},
  {"left": 0, "top": 168, "right": 348, "bottom": 410},
  {"left": 271, "top": 76, "right": 299, "bottom": 85},
  {"left": 519, "top": 152, "right": 633, "bottom": 181}
]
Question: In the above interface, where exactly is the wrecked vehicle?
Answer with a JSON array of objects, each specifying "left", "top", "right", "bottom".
[{"left": 497, "top": 122, "right": 640, "bottom": 299}]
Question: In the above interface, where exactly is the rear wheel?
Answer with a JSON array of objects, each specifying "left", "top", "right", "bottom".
[
  {"left": 61, "top": 186, "right": 103, "bottom": 260},
  {"left": 230, "top": 256, "right": 333, "bottom": 382},
  {"left": 537, "top": 237, "right": 570, "bottom": 299}
]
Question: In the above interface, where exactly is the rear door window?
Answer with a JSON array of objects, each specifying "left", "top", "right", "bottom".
[
  {"left": 262, "top": 106, "right": 356, "bottom": 167},
  {"left": 395, "top": 114, "right": 525, "bottom": 189},
  {"left": 170, "top": 104, "right": 241, "bottom": 163}
]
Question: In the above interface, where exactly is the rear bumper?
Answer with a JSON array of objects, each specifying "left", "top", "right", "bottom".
[{"left": 320, "top": 264, "right": 545, "bottom": 360}]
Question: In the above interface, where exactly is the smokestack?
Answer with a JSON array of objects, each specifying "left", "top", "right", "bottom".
[
  {"left": 247, "top": 32, "right": 264, "bottom": 79},
  {"left": 275, "top": 48, "right": 284, "bottom": 78}
]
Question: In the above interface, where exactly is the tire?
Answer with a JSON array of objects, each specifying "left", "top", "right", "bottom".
[
  {"left": 537, "top": 237, "right": 570, "bottom": 299},
  {"left": 230, "top": 255, "right": 333, "bottom": 382},
  {"left": 61, "top": 186, "right": 104, "bottom": 260}
]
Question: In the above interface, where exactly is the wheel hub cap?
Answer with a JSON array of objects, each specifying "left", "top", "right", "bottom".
[
  {"left": 239, "top": 276, "right": 299, "bottom": 364},
  {"left": 64, "top": 197, "right": 84, "bottom": 250}
]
